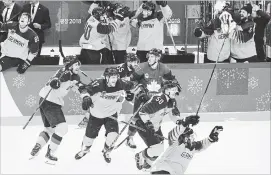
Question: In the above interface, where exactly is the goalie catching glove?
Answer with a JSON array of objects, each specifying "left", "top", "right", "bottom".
[
  {"left": 17, "top": 59, "right": 31, "bottom": 74},
  {"left": 176, "top": 115, "right": 200, "bottom": 127},
  {"left": 209, "top": 126, "right": 223, "bottom": 142}
]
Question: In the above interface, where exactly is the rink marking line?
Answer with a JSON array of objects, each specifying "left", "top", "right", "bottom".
[{"left": 0, "top": 111, "right": 270, "bottom": 126}]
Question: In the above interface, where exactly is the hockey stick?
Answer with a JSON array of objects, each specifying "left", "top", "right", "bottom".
[
  {"left": 107, "top": 34, "right": 116, "bottom": 64},
  {"left": 22, "top": 70, "right": 67, "bottom": 129},
  {"left": 107, "top": 102, "right": 145, "bottom": 151},
  {"left": 159, "top": 5, "right": 177, "bottom": 53},
  {"left": 107, "top": 115, "right": 168, "bottom": 141},
  {"left": 195, "top": 38, "right": 226, "bottom": 115}
]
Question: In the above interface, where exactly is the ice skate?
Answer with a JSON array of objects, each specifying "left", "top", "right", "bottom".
[
  {"left": 45, "top": 145, "right": 58, "bottom": 165},
  {"left": 102, "top": 149, "right": 111, "bottom": 163},
  {"left": 75, "top": 146, "right": 91, "bottom": 160},
  {"left": 135, "top": 152, "right": 145, "bottom": 170},
  {"left": 29, "top": 143, "right": 41, "bottom": 160},
  {"left": 126, "top": 137, "right": 137, "bottom": 149}
]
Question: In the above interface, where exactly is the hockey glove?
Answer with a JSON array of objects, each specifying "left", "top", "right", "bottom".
[
  {"left": 82, "top": 96, "right": 93, "bottom": 110},
  {"left": 194, "top": 28, "right": 203, "bottom": 37},
  {"left": 125, "top": 91, "right": 134, "bottom": 101},
  {"left": 145, "top": 120, "right": 155, "bottom": 136},
  {"left": 176, "top": 115, "right": 200, "bottom": 127},
  {"left": 17, "top": 59, "right": 31, "bottom": 74},
  {"left": 115, "top": 7, "right": 127, "bottom": 21},
  {"left": 49, "top": 78, "right": 61, "bottom": 89},
  {"left": 156, "top": 1, "right": 168, "bottom": 7},
  {"left": 209, "top": 126, "right": 223, "bottom": 143},
  {"left": 137, "top": 91, "right": 149, "bottom": 103}
]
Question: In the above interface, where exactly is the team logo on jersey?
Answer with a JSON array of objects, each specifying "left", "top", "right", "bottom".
[{"left": 147, "top": 80, "right": 161, "bottom": 92}]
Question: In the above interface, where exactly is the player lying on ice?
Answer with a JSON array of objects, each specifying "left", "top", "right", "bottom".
[
  {"left": 74, "top": 67, "right": 138, "bottom": 163},
  {"left": 134, "top": 80, "right": 183, "bottom": 171},
  {"left": 29, "top": 56, "right": 84, "bottom": 165},
  {"left": 150, "top": 119, "right": 223, "bottom": 174},
  {"left": 0, "top": 12, "right": 39, "bottom": 74}
]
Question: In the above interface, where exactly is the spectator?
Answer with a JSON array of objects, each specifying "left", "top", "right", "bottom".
[
  {"left": 22, "top": 0, "right": 51, "bottom": 57},
  {"left": 0, "top": 0, "right": 22, "bottom": 50},
  {"left": 251, "top": 4, "right": 271, "bottom": 62}
]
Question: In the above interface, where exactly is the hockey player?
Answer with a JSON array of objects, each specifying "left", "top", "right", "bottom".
[
  {"left": 74, "top": 67, "right": 135, "bottom": 163},
  {"left": 78, "top": 5, "right": 129, "bottom": 64},
  {"left": 227, "top": 4, "right": 257, "bottom": 62},
  {"left": 130, "top": 1, "right": 172, "bottom": 62},
  {"left": 194, "top": 1, "right": 233, "bottom": 63},
  {"left": 126, "top": 48, "right": 180, "bottom": 149},
  {"left": 77, "top": 53, "right": 139, "bottom": 128},
  {"left": 150, "top": 118, "right": 223, "bottom": 174},
  {"left": 29, "top": 56, "right": 83, "bottom": 165},
  {"left": 0, "top": 12, "right": 39, "bottom": 74},
  {"left": 134, "top": 80, "right": 182, "bottom": 171}
]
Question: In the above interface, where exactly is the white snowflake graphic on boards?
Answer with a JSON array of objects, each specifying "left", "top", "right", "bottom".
[
  {"left": 25, "top": 95, "right": 37, "bottom": 108},
  {"left": 12, "top": 75, "right": 26, "bottom": 89},
  {"left": 218, "top": 68, "right": 247, "bottom": 89},
  {"left": 256, "top": 91, "right": 271, "bottom": 111},
  {"left": 248, "top": 77, "right": 259, "bottom": 89},
  {"left": 68, "top": 93, "right": 84, "bottom": 115},
  {"left": 188, "top": 76, "right": 203, "bottom": 95}
]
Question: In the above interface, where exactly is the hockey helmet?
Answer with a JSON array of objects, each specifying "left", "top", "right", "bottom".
[
  {"left": 147, "top": 48, "right": 162, "bottom": 58},
  {"left": 125, "top": 53, "right": 140, "bottom": 63},
  {"left": 103, "top": 67, "right": 120, "bottom": 78},
  {"left": 92, "top": 7, "right": 105, "bottom": 21},
  {"left": 161, "top": 80, "right": 182, "bottom": 95},
  {"left": 63, "top": 55, "right": 81, "bottom": 68}
]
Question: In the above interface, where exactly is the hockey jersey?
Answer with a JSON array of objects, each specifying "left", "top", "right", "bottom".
[
  {"left": 82, "top": 78, "right": 134, "bottom": 118},
  {"left": 116, "top": 62, "right": 134, "bottom": 79},
  {"left": 0, "top": 22, "right": 39, "bottom": 60},
  {"left": 39, "top": 69, "right": 81, "bottom": 106},
  {"left": 107, "top": 17, "right": 131, "bottom": 51},
  {"left": 152, "top": 125, "right": 212, "bottom": 174},
  {"left": 139, "top": 93, "right": 180, "bottom": 131},
  {"left": 130, "top": 62, "right": 176, "bottom": 95},
  {"left": 230, "top": 20, "right": 257, "bottom": 59},
  {"left": 199, "top": 18, "right": 231, "bottom": 62},
  {"left": 131, "top": 5, "right": 172, "bottom": 51},
  {"left": 79, "top": 15, "right": 121, "bottom": 51}
]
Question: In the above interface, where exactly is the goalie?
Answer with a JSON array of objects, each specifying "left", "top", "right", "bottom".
[{"left": 150, "top": 115, "right": 223, "bottom": 174}]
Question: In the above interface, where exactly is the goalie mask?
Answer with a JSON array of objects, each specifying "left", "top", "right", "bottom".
[
  {"left": 125, "top": 53, "right": 139, "bottom": 70},
  {"left": 63, "top": 56, "right": 81, "bottom": 74},
  {"left": 103, "top": 67, "right": 120, "bottom": 87},
  {"left": 142, "top": 1, "right": 156, "bottom": 18},
  {"left": 162, "top": 80, "right": 182, "bottom": 99}
]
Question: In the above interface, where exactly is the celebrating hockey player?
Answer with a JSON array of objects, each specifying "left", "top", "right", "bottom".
[
  {"left": 150, "top": 117, "right": 223, "bottom": 174},
  {"left": 0, "top": 12, "right": 39, "bottom": 74},
  {"left": 77, "top": 53, "right": 139, "bottom": 128},
  {"left": 130, "top": 1, "right": 172, "bottom": 62},
  {"left": 126, "top": 48, "right": 180, "bottom": 149},
  {"left": 225, "top": 4, "right": 257, "bottom": 62},
  {"left": 29, "top": 56, "right": 83, "bottom": 165},
  {"left": 78, "top": 5, "right": 130, "bottom": 64},
  {"left": 74, "top": 67, "right": 135, "bottom": 163},
  {"left": 134, "top": 80, "right": 182, "bottom": 171}
]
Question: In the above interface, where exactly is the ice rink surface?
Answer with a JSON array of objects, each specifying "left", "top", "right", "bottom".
[{"left": 1, "top": 112, "right": 271, "bottom": 174}]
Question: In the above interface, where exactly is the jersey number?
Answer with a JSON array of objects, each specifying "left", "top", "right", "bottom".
[
  {"left": 91, "top": 80, "right": 99, "bottom": 87},
  {"left": 117, "top": 66, "right": 124, "bottom": 72},
  {"left": 84, "top": 25, "right": 92, "bottom": 40},
  {"left": 155, "top": 97, "right": 164, "bottom": 104}
]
